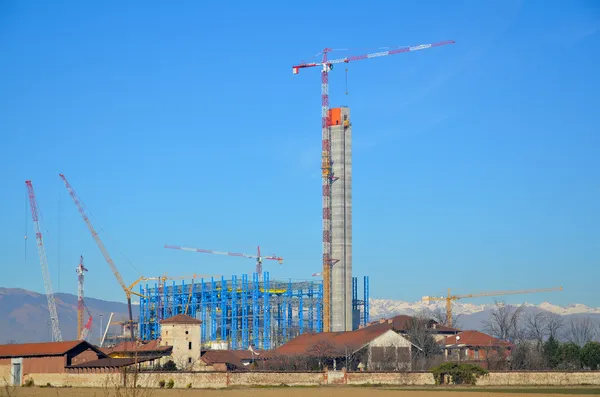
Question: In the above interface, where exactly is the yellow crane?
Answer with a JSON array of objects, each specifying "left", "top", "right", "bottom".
[{"left": 422, "top": 286, "right": 564, "bottom": 327}]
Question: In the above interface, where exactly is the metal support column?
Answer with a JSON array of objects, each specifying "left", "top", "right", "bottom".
[
  {"left": 363, "top": 276, "right": 369, "bottom": 325},
  {"left": 242, "top": 274, "right": 249, "bottom": 349},
  {"left": 252, "top": 272, "right": 259, "bottom": 347},
  {"left": 263, "top": 271, "right": 271, "bottom": 350},
  {"left": 231, "top": 275, "right": 238, "bottom": 349}
]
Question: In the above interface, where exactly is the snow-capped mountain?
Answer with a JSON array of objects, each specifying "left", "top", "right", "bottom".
[{"left": 369, "top": 298, "right": 600, "bottom": 320}]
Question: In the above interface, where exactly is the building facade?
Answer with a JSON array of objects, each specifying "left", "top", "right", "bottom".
[{"left": 159, "top": 314, "right": 202, "bottom": 370}]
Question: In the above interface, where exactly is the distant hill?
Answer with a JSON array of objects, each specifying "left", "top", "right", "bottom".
[
  {"left": 0, "top": 287, "right": 134, "bottom": 344},
  {"left": 1, "top": 287, "right": 599, "bottom": 344}
]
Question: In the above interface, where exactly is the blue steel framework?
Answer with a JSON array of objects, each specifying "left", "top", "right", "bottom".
[{"left": 139, "top": 272, "right": 370, "bottom": 349}]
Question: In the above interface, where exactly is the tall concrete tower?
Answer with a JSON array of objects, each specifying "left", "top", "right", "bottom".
[{"left": 329, "top": 106, "right": 352, "bottom": 332}]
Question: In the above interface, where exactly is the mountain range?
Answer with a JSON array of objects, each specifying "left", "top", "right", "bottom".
[{"left": 1, "top": 287, "right": 598, "bottom": 344}]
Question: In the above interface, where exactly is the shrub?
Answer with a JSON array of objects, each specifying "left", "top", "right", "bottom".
[
  {"left": 23, "top": 378, "right": 34, "bottom": 387},
  {"left": 158, "top": 379, "right": 166, "bottom": 388},
  {"left": 166, "top": 379, "right": 174, "bottom": 389},
  {"left": 581, "top": 341, "right": 600, "bottom": 370},
  {"left": 431, "top": 362, "right": 488, "bottom": 385},
  {"left": 186, "top": 383, "right": 192, "bottom": 389},
  {"left": 162, "top": 360, "right": 177, "bottom": 371}
]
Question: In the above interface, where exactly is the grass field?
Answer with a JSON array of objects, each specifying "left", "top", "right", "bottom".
[{"left": 3, "top": 386, "right": 599, "bottom": 397}]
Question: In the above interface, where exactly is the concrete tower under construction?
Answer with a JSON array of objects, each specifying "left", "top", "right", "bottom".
[{"left": 329, "top": 106, "right": 353, "bottom": 332}]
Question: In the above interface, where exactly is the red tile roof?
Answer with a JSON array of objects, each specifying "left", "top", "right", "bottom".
[
  {"left": 444, "top": 330, "right": 511, "bottom": 347},
  {"left": 275, "top": 323, "right": 397, "bottom": 357},
  {"left": 68, "top": 356, "right": 160, "bottom": 368},
  {"left": 0, "top": 340, "right": 104, "bottom": 359},
  {"left": 201, "top": 350, "right": 247, "bottom": 369},
  {"left": 365, "top": 315, "right": 460, "bottom": 334},
  {"left": 160, "top": 314, "right": 202, "bottom": 325},
  {"left": 105, "top": 339, "right": 172, "bottom": 355}
]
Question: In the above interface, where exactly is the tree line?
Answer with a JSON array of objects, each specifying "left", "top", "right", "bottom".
[{"left": 482, "top": 301, "right": 600, "bottom": 370}]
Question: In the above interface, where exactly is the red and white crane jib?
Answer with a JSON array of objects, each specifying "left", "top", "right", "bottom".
[
  {"left": 164, "top": 244, "right": 283, "bottom": 276},
  {"left": 292, "top": 40, "right": 455, "bottom": 74}
]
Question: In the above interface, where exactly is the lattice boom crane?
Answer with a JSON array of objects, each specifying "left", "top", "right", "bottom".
[
  {"left": 76, "top": 255, "right": 89, "bottom": 339},
  {"left": 164, "top": 244, "right": 283, "bottom": 276},
  {"left": 292, "top": 39, "right": 455, "bottom": 332},
  {"left": 25, "top": 180, "right": 63, "bottom": 342},
  {"left": 60, "top": 174, "right": 143, "bottom": 342}
]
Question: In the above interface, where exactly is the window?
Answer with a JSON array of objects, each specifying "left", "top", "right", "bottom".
[
  {"left": 185, "top": 331, "right": 188, "bottom": 335},
  {"left": 165, "top": 331, "right": 168, "bottom": 336},
  {"left": 188, "top": 357, "right": 192, "bottom": 364},
  {"left": 188, "top": 342, "right": 192, "bottom": 350},
  {"left": 474, "top": 349, "right": 479, "bottom": 360}
]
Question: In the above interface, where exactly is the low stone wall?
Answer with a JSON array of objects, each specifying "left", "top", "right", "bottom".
[
  {"left": 347, "top": 371, "right": 435, "bottom": 385},
  {"left": 477, "top": 371, "right": 600, "bottom": 386},
  {"left": 229, "top": 371, "right": 324, "bottom": 387},
  {"left": 20, "top": 373, "right": 120, "bottom": 388},
  {"left": 16, "top": 370, "right": 600, "bottom": 388}
]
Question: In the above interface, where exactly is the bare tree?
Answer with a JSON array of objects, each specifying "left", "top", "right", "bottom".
[
  {"left": 510, "top": 340, "right": 545, "bottom": 370},
  {"left": 405, "top": 311, "right": 442, "bottom": 370},
  {"left": 307, "top": 339, "right": 336, "bottom": 369},
  {"left": 525, "top": 312, "right": 549, "bottom": 348},
  {"left": 484, "top": 301, "right": 525, "bottom": 341},
  {"left": 430, "top": 307, "right": 462, "bottom": 329},
  {"left": 567, "top": 317, "right": 597, "bottom": 347},
  {"left": 545, "top": 313, "right": 564, "bottom": 340}
]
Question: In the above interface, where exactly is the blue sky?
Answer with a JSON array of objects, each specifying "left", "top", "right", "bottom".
[{"left": 1, "top": 0, "right": 599, "bottom": 308}]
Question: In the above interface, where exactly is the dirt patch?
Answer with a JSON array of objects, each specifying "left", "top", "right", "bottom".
[{"left": 2, "top": 387, "right": 598, "bottom": 397}]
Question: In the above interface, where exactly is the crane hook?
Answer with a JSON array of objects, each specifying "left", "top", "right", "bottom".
[{"left": 345, "top": 68, "right": 348, "bottom": 95}]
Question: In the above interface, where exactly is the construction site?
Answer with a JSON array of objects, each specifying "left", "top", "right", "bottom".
[{"left": 20, "top": 39, "right": 564, "bottom": 352}]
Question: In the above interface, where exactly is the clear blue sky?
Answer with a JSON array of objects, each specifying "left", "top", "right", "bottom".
[{"left": 1, "top": 0, "right": 599, "bottom": 307}]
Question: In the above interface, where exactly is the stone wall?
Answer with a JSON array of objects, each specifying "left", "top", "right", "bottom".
[
  {"left": 477, "top": 371, "right": 600, "bottom": 386},
  {"left": 347, "top": 371, "right": 435, "bottom": 385},
  {"left": 9, "top": 370, "right": 600, "bottom": 388}
]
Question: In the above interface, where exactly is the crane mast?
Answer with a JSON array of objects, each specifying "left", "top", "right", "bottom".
[
  {"left": 25, "top": 180, "right": 63, "bottom": 342},
  {"left": 76, "top": 255, "right": 88, "bottom": 339},
  {"left": 293, "top": 40, "right": 455, "bottom": 332},
  {"left": 59, "top": 174, "right": 137, "bottom": 341}
]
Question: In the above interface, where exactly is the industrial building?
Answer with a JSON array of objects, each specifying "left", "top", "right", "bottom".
[{"left": 138, "top": 272, "right": 370, "bottom": 349}]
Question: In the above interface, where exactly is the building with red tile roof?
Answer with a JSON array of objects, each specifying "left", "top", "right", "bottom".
[
  {"left": 0, "top": 340, "right": 108, "bottom": 385},
  {"left": 442, "top": 330, "right": 513, "bottom": 363},
  {"left": 103, "top": 339, "right": 172, "bottom": 369},
  {"left": 272, "top": 323, "right": 414, "bottom": 371}
]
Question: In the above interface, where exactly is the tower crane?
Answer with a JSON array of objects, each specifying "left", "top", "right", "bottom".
[
  {"left": 25, "top": 180, "right": 63, "bottom": 342},
  {"left": 59, "top": 174, "right": 144, "bottom": 341},
  {"left": 164, "top": 244, "right": 283, "bottom": 276},
  {"left": 422, "top": 286, "right": 564, "bottom": 327},
  {"left": 76, "top": 255, "right": 88, "bottom": 339},
  {"left": 292, "top": 39, "right": 455, "bottom": 332}
]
